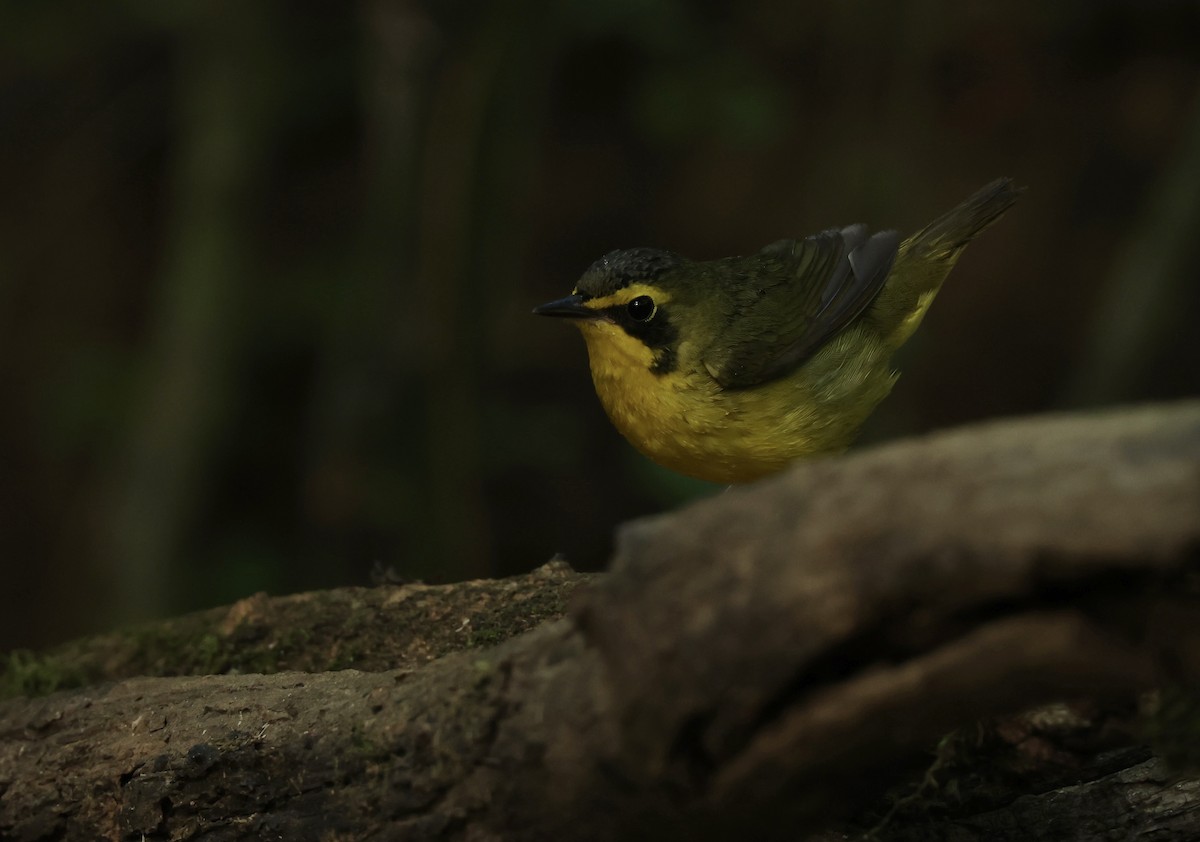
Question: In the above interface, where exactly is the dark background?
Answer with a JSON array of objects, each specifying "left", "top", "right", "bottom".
[{"left": 3, "top": 2, "right": 1198, "bottom": 650}]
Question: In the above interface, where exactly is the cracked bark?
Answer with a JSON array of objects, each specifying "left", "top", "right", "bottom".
[{"left": 2, "top": 401, "right": 1199, "bottom": 841}]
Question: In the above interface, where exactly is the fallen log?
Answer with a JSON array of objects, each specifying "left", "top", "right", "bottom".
[{"left": 2, "top": 402, "right": 1198, "bottom": 841}]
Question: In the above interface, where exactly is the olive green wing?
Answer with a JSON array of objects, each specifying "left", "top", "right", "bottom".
[{"left": 703, "top": 225, "right": 900, "bottom": 389}]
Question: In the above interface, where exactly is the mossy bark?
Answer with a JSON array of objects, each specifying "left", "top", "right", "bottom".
[{"left": 1, "top": 561, "right": 591, "bottom": 698}]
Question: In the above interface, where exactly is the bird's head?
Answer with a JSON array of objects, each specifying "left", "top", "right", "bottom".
[{"left": 533, "top": 248, "right": 691, "bottom": 375}]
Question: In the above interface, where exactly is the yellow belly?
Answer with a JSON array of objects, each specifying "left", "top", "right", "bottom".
[{"left": 579, "top": 322, "right": 897, "bottom": 484}]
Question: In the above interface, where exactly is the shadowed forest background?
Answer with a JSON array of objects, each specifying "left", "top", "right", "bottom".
[{"left": 2, "top": 2, "right": 1199, "bottom": 651}]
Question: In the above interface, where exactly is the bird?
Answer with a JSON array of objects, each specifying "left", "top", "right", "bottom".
[{"left": 534, "top": 178, "right": 1020, "bottom": 484}]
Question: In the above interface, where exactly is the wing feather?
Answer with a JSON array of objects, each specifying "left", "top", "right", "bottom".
[{"left": 704, "top": 226, "right": 899, "bottom": 389}]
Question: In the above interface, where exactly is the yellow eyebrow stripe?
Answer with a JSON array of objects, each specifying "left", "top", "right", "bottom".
[{"left": 580, "top": 283, "right": 672, "bottom": 311}]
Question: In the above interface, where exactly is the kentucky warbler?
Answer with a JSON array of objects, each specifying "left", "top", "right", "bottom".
[{"left": 534, "top": 178, "right": 1020, "bottom": 484}]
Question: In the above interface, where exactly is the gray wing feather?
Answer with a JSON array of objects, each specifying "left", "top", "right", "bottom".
[{"left": 705, "top": 226, "right": 900, "bottom": 389}]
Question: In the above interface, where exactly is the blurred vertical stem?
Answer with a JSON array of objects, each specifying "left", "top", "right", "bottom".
[
  {"left": 106, "top": 3, "right": 276, "bottom": 623},
  {"left": 1062, "top": 92, "right": 1200, "bottom": 406},
  {"left": 410, "top": 13, "right": 507, "bottom": 580},
  {"left": 305, "top": 1, "right": 557, "bottom": 585},
  {"left": 411, "top": 1, "right": 555, "bottom": 580},
  {"left": 296, "top": 1, "right": 435, "bottom": 576}
]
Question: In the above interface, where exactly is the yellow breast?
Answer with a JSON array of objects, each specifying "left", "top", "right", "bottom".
[{"left": 578, "top": 321, "right": 897, "bottom": 484}]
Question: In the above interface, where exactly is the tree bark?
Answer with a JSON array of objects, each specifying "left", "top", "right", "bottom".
[{"left": 3, "top": 402, "right": 1199, "bottom": 841}]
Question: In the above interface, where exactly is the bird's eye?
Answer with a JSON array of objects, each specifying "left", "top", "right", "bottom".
[{"left": 626, "top": 295, "right": 656, "bottom": 322}]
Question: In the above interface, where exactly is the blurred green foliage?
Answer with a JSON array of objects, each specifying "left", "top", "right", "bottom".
[{"left": 1, "top": 1, "right": 1198, "bottom": 648}]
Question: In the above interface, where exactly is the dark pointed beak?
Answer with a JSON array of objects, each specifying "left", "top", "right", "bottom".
[{"left": 532, "top": 294, "right": 596, "bottom": 320}]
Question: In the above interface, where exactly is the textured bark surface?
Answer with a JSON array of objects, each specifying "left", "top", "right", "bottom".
[
  {"left": 1, "top": 561, "right": 592, "bottom": 695},
  {"left": 2, "top": 402, "right": 1199, "bottom": 841}
]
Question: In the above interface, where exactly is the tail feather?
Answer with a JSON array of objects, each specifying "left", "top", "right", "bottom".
[
  {"left": 906, "top": 177, "right": 1023, "bottom": 259},
  {"left": 868, "top": 178, "right": 1022, "bottom": 347}
]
